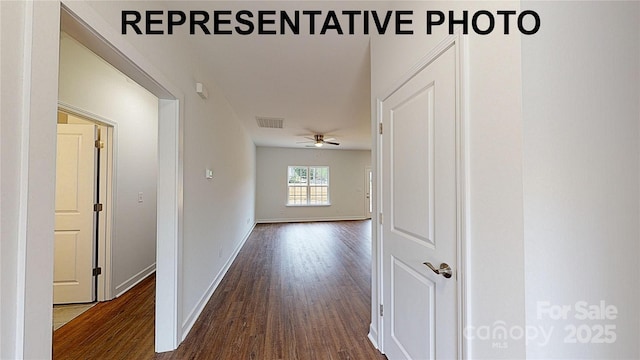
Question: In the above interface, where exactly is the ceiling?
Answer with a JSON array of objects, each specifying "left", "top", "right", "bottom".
[{"left": 174, "top": 1, "right": 375, "bottom": 150}]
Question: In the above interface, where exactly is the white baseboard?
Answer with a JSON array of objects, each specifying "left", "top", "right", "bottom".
[
  {"left": 114, "top": 262, "right": 156, "bottom": 298},
  {"left": 368, "top": 324, "right": 380, "bottom": 350},
  {"left": 257, "top": 216, "right": 367, "bottom": 224},
  {"left": 180, "top": 223, "right": 256, "bottom": 340}
]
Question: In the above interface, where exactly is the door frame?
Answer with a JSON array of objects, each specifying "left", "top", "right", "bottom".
[
  {"left": 374, "top": 32, "right": 471, "bottom": 358},
  {"left": 56, "top": 2, "right": 184, "bottom": 352},
  {"left": 57, "top": 104, "right": 116, "bottom": 302},
  {"left": 365, "top": 167, "right": 372, "bottom": 219},
  {"left": 8, "top": 1, "right": 183, "bottom": 357},
  {"left": 60, "top": 3, "right": 184, "bottom": 351}
]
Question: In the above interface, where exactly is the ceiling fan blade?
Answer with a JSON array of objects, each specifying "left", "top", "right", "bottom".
[
  {"left": 304, "top": 136, "right": 316, "bottom": 141},
  {"left": 296, "top": 140, "right": 314, "bottom": 143},
  {"left": 323, "top": 137, "right": 336, "bottom": 141},
  {"left": 324, "top": 141, "right": 340, "bottom": 146}
]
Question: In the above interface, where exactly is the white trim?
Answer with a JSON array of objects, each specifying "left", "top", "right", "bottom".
[
  {"left": 372, "top": 98, "right": 384, "bottom": 351},
  {"left": 456, "top": 31, "right": 471, "bottom": 360},
  {"left": 374, "top": 31, "right": 470, "bottom": 358},
  {"left": 368, "top": 324, "right": 379, "bottom": 350},
  {"left": 180, "top": 223, "right": 256, "bottom": 340},
  {"left": 14, "top": 1, "right": 61, "bottom": 356},
  {"left": 115, "top": 263, "right": 157, "bottom": 298},
  {"left": 156, "top": 98, "right": 183, "bottom": 352},
  {"left": 364, "top": 167, "right": 373, "bottom": 219},
  {"left": 285, "top": 204, "right": 332, "bottom": 207},
  {"left": 58, "top": 102, "right": 118, "bottom": 128},
  {"left": 101, "top": 125, "right": 115, "bottom": 301},
  {"left": 15, "top": 1, "right": 36, "bottom": 357},
  {"left": 257, "top": 216, "right": 367, "bottom": 224}
]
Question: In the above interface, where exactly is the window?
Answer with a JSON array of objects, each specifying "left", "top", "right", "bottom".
[{"left": 287, "top": 166, "right": 330, "bottom": 206}]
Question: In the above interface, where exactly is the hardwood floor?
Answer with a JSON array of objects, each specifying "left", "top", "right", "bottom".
[
  {"left": 54, "top": 220, "right": 385, "bottom": 360},
  {"left": 53, "top": 274, "right": 155, "bottom": 359}
]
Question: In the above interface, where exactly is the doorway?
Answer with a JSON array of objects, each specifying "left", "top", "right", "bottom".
[
  {"left": 56, "top": 18, "right": 163, "bottom": 354},
  {"left": 53, "top": 109, "right": 114, "bottom": 334},
  {"left": 8, "top": 3, "right": 183, "bottom": 357},
  {"left": 54, "top": 110, "right": 113, "bottom": 306},
  {"left": 58, "top": 5, "right": 183, "bottom": 352},
  {"left": 365, "top": 167, "right": 372, "bottom": 219}
]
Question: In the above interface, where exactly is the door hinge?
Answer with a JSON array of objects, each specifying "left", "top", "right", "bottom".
[
  {"left": 379, "top": 212, "right": 383, "bottom": 224},
  {"left": 379, "top": 123, "right": 383, "bottom": 135},
  {"left": 94, "top": 203, "right": 103, "bottom": 212},
  {"left": 380, "top": 304, "right": 384, "bottom": 317},
  {"left": 95, "top": 139, "right": 104, "bottom": 149},
  {"left": 93, "top": 267, "right": 102, "bottom": 276}
]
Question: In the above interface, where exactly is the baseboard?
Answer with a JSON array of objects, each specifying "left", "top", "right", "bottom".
[
  {"left": 114, "top": 262, "right": 156, "bottom": 298},
  {"left": 180, "top": 223, "right": 256, "bottom": 340},
  {"left": 368, "top": 324, "right": 380, "bottom": 350},
  {"left": 257, "top": 216, "right": 367, "bottom": 224}
]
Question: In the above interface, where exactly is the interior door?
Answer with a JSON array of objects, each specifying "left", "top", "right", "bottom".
[
  {"left": 54, "top": 123, "right": 96, "bottom": 304},
  {"left": 381, "top": 44, "right": 458, "bottom": 359}
]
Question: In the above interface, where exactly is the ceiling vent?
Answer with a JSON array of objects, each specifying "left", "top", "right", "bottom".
[{"left": 256, "top": 117, "right": 284, "bottom": 129}]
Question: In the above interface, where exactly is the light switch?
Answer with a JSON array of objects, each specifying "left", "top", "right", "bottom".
[
  {"left": 138, "top": 192, "right": 144, "bottom": 203},
  {"left": 206, "top": 169, "right": 213, "bottom": 179}
]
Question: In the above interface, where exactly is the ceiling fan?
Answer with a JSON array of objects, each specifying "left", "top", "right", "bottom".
[{"left": 297, "top": 134, "right": 340, "bottom": 148}]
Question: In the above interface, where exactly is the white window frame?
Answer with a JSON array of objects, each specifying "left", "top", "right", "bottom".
[{"left": 286, "top": 165, "right": 330, "bottom": 206}]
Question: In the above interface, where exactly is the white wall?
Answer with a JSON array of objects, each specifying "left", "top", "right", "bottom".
[
  {"left": 522, "top": 1, "right": 640, "bottom": 358},
  {"left": 256, "top": 147, "right": 371, "bottom": 222},
  {"left": 370, "top": 1, "right": 526, "bottom": 358},
  {"left": 59, "top": 32, "right": 159, "bottom": 296}
]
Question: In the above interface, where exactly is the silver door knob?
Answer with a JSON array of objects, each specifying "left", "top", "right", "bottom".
[{"left": 423, "top": 262, "right": 452, "bottom": 279}]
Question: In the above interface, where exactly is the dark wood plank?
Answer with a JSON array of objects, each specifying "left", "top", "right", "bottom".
[
  {"left": 53, "top": 273, "right": 156, "bottom": 360},
  {"left": 54, "top": 220, "right": 386, "bottom": 360}
]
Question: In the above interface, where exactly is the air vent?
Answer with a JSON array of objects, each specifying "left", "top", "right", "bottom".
[{"left": 256, "top": 117, "right": 284, "bottom": 129}]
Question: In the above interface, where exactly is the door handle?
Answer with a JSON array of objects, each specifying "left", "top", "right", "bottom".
[{"left": 423, "top": 262, "right": 453, "bottom": 279}]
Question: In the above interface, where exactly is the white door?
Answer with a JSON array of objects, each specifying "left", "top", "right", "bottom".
[
  {"left": 54, "top": 123, "right": 96, "bottom": 304},
  {"left": 381, "top": 44, "right": 458, "bottom": 359}
]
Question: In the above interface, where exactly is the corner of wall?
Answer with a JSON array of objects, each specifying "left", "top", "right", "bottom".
[{"left": 180, "top": 221, "right": 256, "bottom": 340}]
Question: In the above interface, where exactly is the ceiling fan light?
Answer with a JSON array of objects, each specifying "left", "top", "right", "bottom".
[{"left": 314, "top": 142, "right": 323, "bottom": 147}]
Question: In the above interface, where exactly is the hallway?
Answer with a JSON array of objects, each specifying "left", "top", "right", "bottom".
[{"left": 54, "top": 221, "right": 385, "bottom": 359}]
